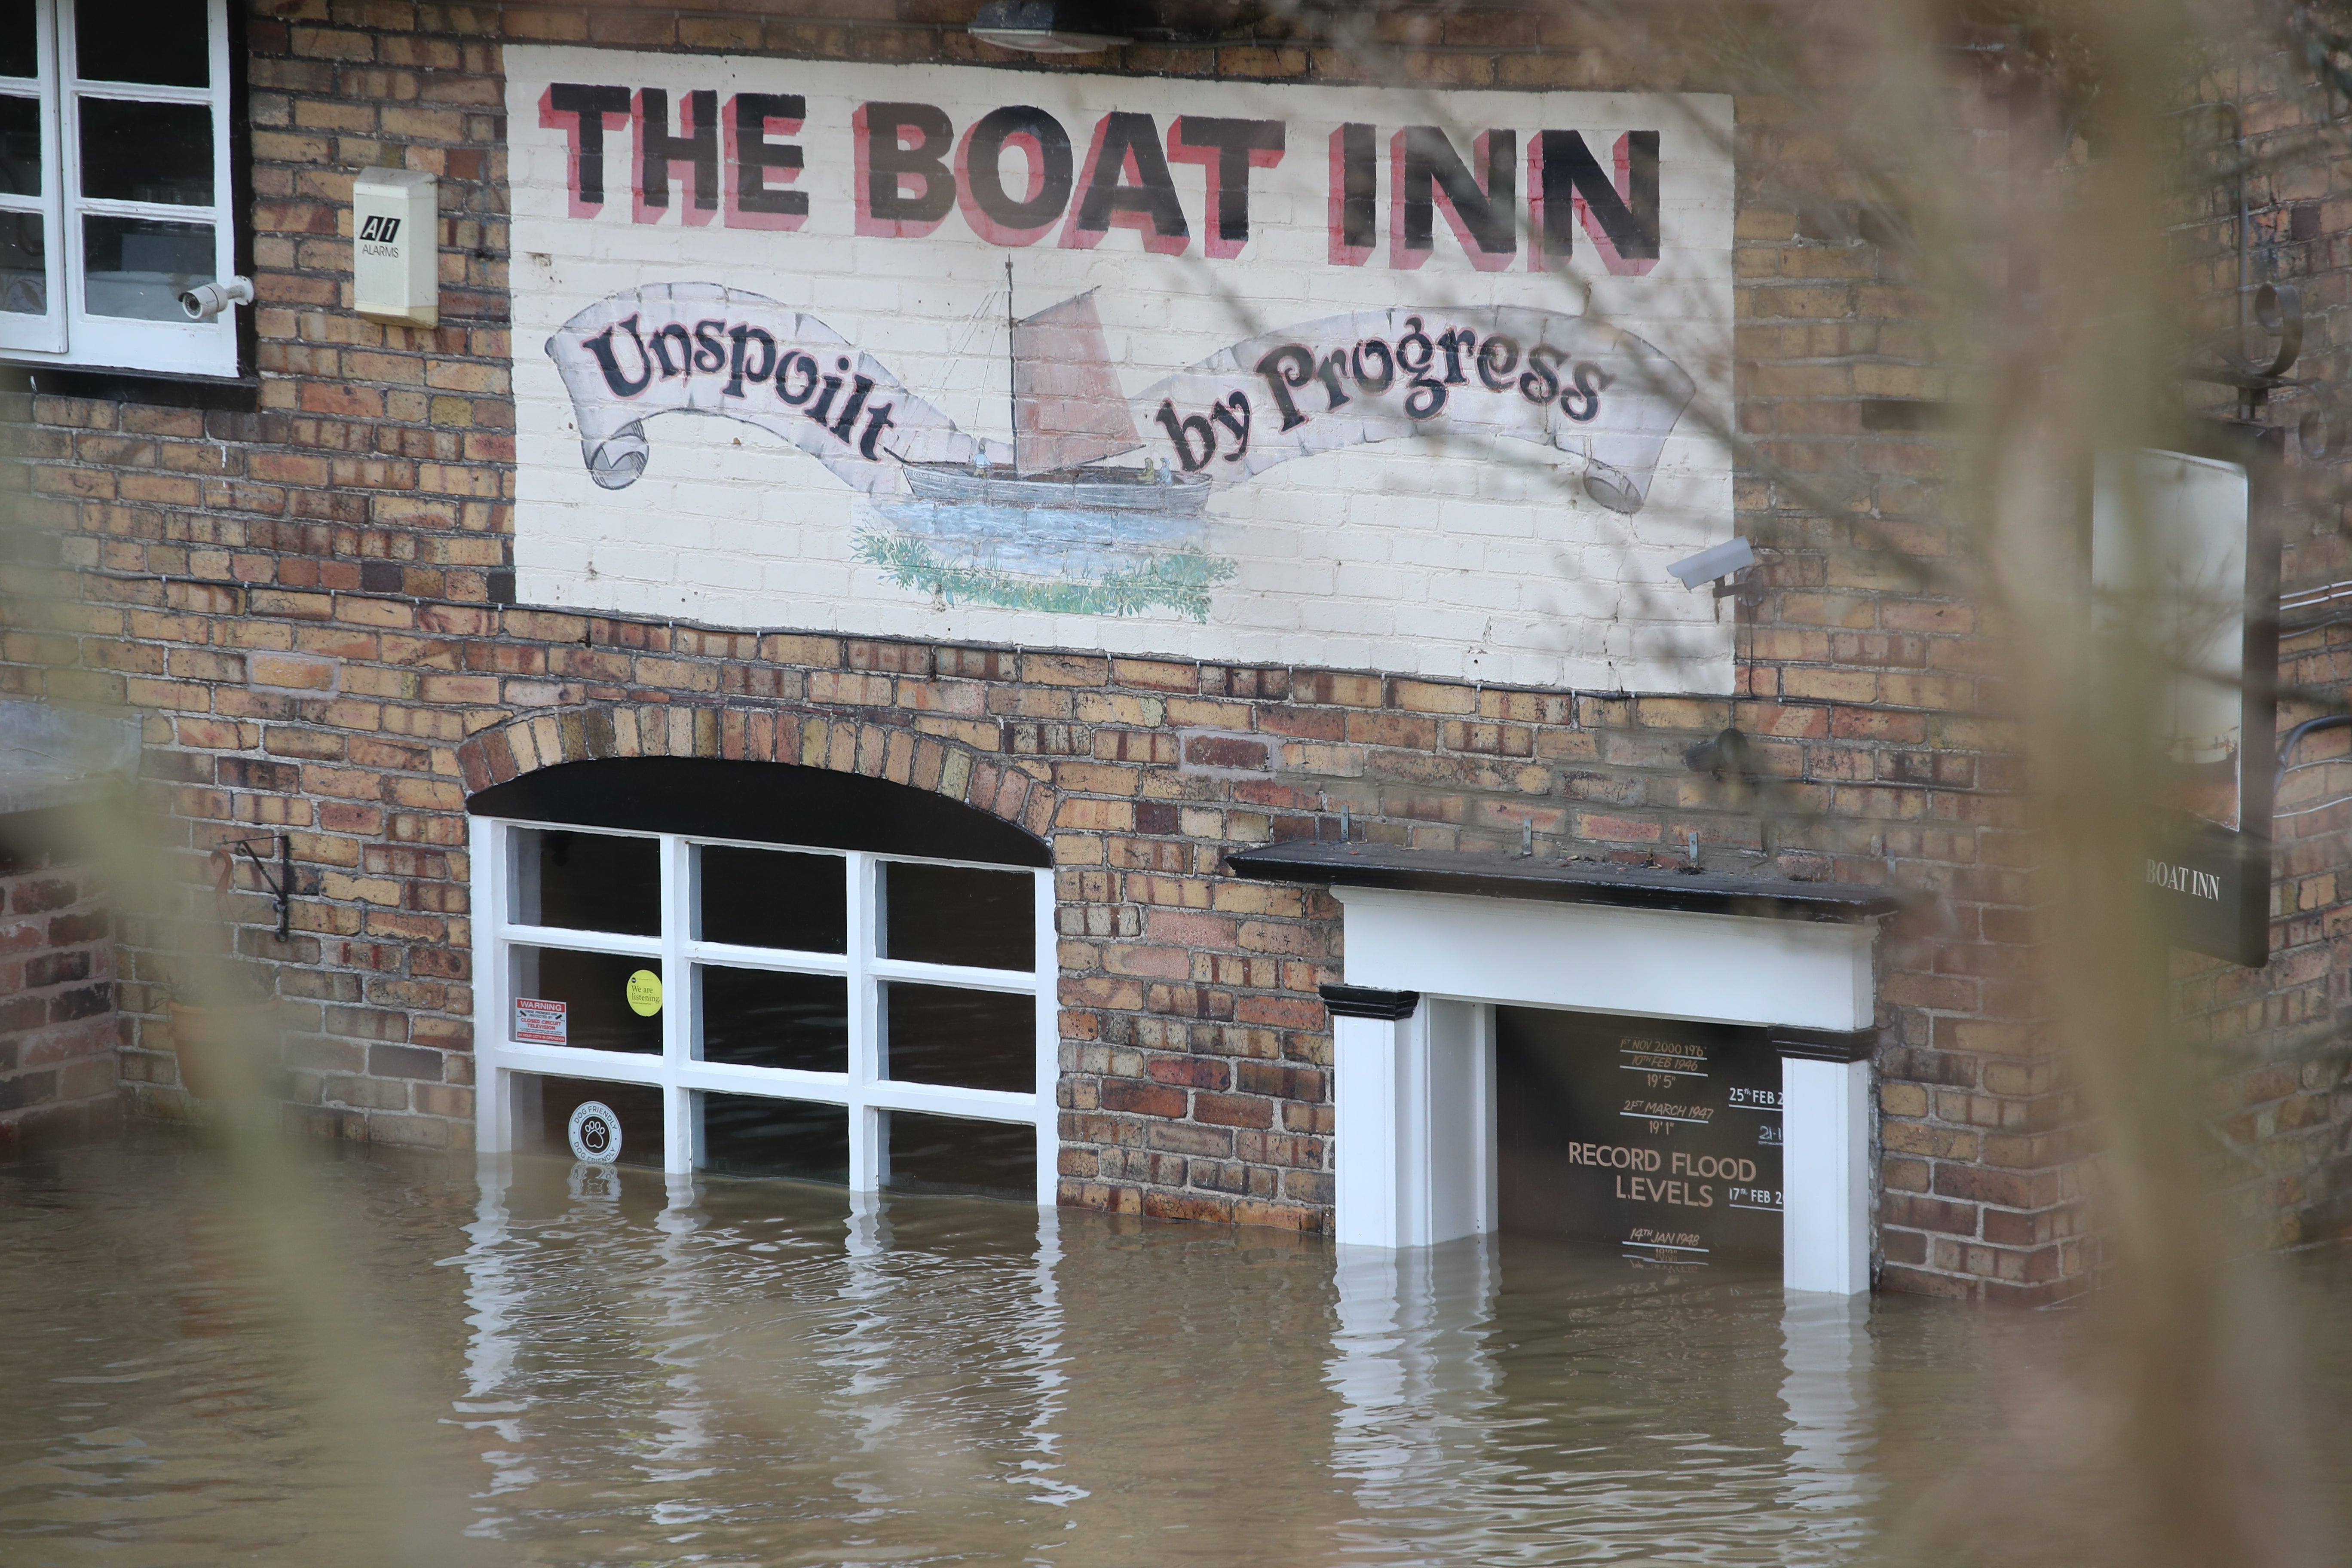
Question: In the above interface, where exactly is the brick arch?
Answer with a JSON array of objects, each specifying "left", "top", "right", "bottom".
[{"left": 453, "top": 703, "right": 1059, "bottom": 846}]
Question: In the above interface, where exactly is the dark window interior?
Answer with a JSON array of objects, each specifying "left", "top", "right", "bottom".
[
  {"left": 0, "top": 96, "right": 40, "bottom": 196},
  {"left": 698, "top": 967, "right": 848, "bottom": 1073},
  {"left": 699, "top": 845, "right": 846, "bottom": 951},
  {"left": 517, "top": 828, "right": 660, "bottom": 935},
  {"left": 75, "top": 0, "right": 210, "bottom": 88},
  {"left": 882, "top": 861, "right": 1032, "bottom": 971},
  {"left": 701, "top": 1093, "right": 848, "bottom": 1185},
  {"left": 883, "top": 1110, "right": 1033, "bottom": 1200},
  {"left": 0, "top": 10, "right": 34, "bottom": 80},
  {"left": 881, "top": 983, "right": 1033, "bottom": 1093},
  {"left": 77, "top": 98, "right": 212, "bottom": 204}
]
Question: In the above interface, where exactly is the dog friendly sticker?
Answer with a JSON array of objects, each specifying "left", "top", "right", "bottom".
[{"left": 568, "top": 1100, "right": 622, "bottom": 1163}]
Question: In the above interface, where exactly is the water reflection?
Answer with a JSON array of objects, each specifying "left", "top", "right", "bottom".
[
  {"left": 1327, "top": 1237, "right": 1866, "bottom": 1564},
  {"left": 1779, "top": 1292, "right": 1877, "bottom": 1545},
  {"left": 2, "top": 1136, "right": 2347, "bottom": 1566},
  {"left": 1329, "top": 1238, "right": 1503, "bottom": 1559}
]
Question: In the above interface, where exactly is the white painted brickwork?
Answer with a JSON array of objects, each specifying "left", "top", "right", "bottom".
[{"left": 507, "top": 48, "right": 1737, "bottom": 691}]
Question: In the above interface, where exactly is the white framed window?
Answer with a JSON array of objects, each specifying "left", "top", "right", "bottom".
[
  {"left": 0, "top": 0, "right": 242, "bottom": 378},
  {"left": 470, "top": 817, "right": 1060, "bottom": 1205}
]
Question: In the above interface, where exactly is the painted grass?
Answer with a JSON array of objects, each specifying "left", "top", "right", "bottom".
[{"left": 853, "top": 531, "right": 1236, "bottom": 622}]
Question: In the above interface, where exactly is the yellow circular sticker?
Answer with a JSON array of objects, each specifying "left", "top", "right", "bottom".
[{"left": 625, "top": 969, "right": 663, "bottom": 1017}]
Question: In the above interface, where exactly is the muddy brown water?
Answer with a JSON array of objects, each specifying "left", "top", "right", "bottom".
[{"left": 1, "top": 1134, "right": 2346, "bottom": 1567}]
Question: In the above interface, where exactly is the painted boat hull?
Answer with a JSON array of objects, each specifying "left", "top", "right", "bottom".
[{"left": 903, "top": 462, "right": 1212, "bottom": 518}]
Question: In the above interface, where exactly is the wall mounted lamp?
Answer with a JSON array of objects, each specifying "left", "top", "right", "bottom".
[{"left": 970, "top": 0, "right": 1131, "bottom": 53}]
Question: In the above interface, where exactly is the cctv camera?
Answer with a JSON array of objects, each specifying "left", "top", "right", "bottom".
[
  {"left": 178, "top": 276, "right": 255, "bottom": 322},
  {"left": 1666, "top": 536, "right": 1757, "bottom": 590}
]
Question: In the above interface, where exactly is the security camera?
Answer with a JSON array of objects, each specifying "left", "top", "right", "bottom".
[
  {"left": 178, "top": 276, "right": 254, "bottom": 322},
  {"left": 1667, "top": 536, "right": 1757, "bottom": 591}
]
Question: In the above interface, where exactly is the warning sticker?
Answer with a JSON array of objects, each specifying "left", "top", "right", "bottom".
[{"left": 514, "top": 997, "right": 568, "bottom": 1045}]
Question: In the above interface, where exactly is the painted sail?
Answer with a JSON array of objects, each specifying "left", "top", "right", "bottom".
[{"left": 1012, "top": 291, "right": 1140, "bottom": 475}]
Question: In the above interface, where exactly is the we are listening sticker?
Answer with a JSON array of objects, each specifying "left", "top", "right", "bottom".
[
  {"left": 568, "top": 1100, "right": 621, "bottom": 1163},
  {"left": 625, "top": 969, "right": 663, "bottom": 1017}
]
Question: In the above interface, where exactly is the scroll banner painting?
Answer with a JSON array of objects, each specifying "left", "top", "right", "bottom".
[{"left": 508, "top": 50, "right": 1737, "bottom": 690}]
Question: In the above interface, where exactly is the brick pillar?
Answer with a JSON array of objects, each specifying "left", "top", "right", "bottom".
[{"left": 0, "top": 859, "right": 117, "bottom": 1153}]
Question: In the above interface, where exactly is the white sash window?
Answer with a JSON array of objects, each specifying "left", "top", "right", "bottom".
[{"left": 0, "top": 0, "right": 242, "bottom": 378}]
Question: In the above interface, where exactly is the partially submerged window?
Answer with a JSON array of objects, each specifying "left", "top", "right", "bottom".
[{"left": 470, "top": 760, "right": 1054, "bottom": 1204}]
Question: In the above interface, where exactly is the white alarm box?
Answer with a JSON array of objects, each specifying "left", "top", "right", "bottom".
[{"left": 351, "top": 168, "right": 438, "bottom": 328}]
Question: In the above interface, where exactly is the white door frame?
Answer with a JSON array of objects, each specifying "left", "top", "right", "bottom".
[{"left": 1325, "top": 886, "right": 1879, "bottom": 1295}]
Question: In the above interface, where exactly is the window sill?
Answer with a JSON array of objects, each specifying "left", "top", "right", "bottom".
[{"left": 0, "top": 361, "right": 260, "bottom": 411}]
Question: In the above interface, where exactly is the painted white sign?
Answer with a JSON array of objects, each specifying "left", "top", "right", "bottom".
[
  {"left": 507, "top": 49, "right": 1737, "bottom": 691},
  {"left": 2092, "top": 449, "right": 2250, "bottom": 831}
]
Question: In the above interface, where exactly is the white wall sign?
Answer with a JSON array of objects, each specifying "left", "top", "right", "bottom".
[{"left": 507, "top": 49, "right": 1736, "bottom": 690}]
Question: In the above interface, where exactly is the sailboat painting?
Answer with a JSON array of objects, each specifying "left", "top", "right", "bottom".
[{"left": 868, "top": 288, "right": 1234, "bottom": 619}]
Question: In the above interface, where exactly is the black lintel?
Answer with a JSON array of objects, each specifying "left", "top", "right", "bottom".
[
  {"left": 1225, "top": 839, "right": 1902, "bottom": 924},
  {"left": 1771, "top": 1027, "right": 1877, "bottom": 1063},
  {"left": 1319, "top": 983, "right": 1421, "bottom": 1020}
]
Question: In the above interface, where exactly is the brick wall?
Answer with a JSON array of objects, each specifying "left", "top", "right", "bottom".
[
  {"left": 0, "top": 836, "right": 118, "bottom": 1157},
  {"left": 2157, "top": 44, "right": 2352, "bottom": 1253},
  {"left": 2192, "top": 615, "right": 2352, "bottom": 1246},
  {"left": 0, "top": 0, "right": 2113, "bottom": 1299}
]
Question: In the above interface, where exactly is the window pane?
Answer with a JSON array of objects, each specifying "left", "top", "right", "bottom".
[
  {"left": 512, "top": 947, "right": 662, "bottom": 1055},
  {"left": 881, "top": 983, "right": 1033, "bottom": 1093},
  {"left": 883, "top": 1111, "right": 1033, "bottom": 1200},
  {"left": 698, "top": 967, "right": 846, "bottom": 1073},
  {"left": 0, "top": 9, "right": 32, "bottom": 80},
  {"left": 514, "top": 828, "right": 659, "bottom": 936},
  {"left": 882, "top": 863, "right": 1033, "bottom": 971},
  {"left": 78, "top": 98, "right": 212, "bottom": 205},
  {"left": 512, "top": 1072, "right": 663, "bottom": 1169},
  {"left": 75, "top": 2, "right": 209, "bottom": 88},
  {"left": 0, "top": 97, "right": 39, "bottom": 196},
  {"left": 700, "top": 1093, "right": 847, "bottom": 1184},
  {"left": 81, "top": 214, "right": 211, "bottom": 320},
  {"left": 0, "top": 213, "right": 43, "bottom": 315},
  {"left": 698, "top": 845, "right": 845, "bottom": 952}
]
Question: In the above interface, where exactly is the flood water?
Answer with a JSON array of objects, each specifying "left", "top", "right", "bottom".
[{"left": 2, "top": 1134, "right": 2347, "bottom": 1568}]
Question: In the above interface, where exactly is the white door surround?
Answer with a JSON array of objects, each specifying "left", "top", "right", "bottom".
[
  {"left": 1322, "top": 884, "right": 1879, "bottom": 1294},
  {"left": 1225, "top": 842, "right": 1894, "bottom": 1298},
  {"left": 1334, "top": 885, "right": 1875, "bottom": 1032}
]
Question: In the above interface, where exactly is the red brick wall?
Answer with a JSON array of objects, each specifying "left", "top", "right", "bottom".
[
  {"left": 0, "top": 0, "right": 2099, "bottom": 1298},
  {"left": 0, "top": 850, "right": 118, "bottom": 1156}
]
